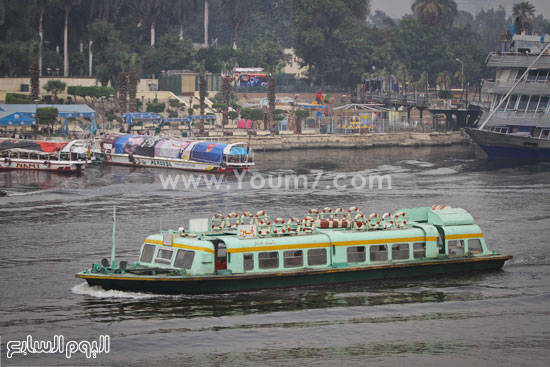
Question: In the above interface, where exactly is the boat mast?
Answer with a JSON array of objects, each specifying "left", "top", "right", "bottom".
[
  {"left": 478, "top": 41, "right": 550, "bottom": 130},
  {"left": 111, "top": 205, "right": 116, "bottom": 267}
]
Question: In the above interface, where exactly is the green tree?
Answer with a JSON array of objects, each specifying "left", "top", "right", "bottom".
[
  {"left": 37, "top": 106, "right": 58, "bottom": 136},
  {"left": 142, "top": 31, "right": 194, "bottom": 75},
  {"left": 291, "top": 0, "right": 372, "bottom": 88},
  {"left": 44, "top": 79, "right": 66, "bottom": 101}
]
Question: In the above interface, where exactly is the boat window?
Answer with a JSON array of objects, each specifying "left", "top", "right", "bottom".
[
  {"left": 527, "top": 96, "right": 539, "bottom": 112},
  {"left": 216, "top": 243, "right": 227, "bottom": 258},
  {"left": 140, "top": 244, "right": 156, "bottom": 263},
  {"left": 538, "top": 97, "right": 549, "bottom": 113},
  {"left": 284, "top": 250, "right": 303, "bottom": 268},
  {"left": 392, "top": 243, "right": 409, "bottom": 260},
  {"left": 174, "top": 249, "right": 195, "bottom": 269},
  {"left": 307, "top": 248, "right": 327, "bottom": 266},
  {"left": 468, "top": 239, "right": 483, "bottom": 254},
  {"left": 243, "top": 253, "right": 254, "bottom": 271},
  {"left": 154, "top": 248, "right": 174, "bottom": 265},
  {"left": 370, "top": 245, "right": 388, "bottom": 262},
  {"left": 413, "top": 243, "right": 426, "bottom": 259},
  {"left": 541, "top": 129, "right": 550, "bottom": 140},
  {"left": 258, "top": 251, "right": 279, "bottom": 269},
  {"left": 347, "top": 246, "right": 366, "bottom": 263},
  {"left": 448, "top": 240, "right": 465, "bottom": 257}
]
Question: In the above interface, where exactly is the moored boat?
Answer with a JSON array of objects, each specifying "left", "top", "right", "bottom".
[
  {"left": 0, "top": 138, "right": 88, "bottom": 172},
  {"left": 99, "top": 134, "right": 253, "bottom": 172},
  {"left": 76, "top": 205, "right": 512, "bottom": 294},
  {"left": 467, "top": 32, "right": 550, "bottom": 160}
]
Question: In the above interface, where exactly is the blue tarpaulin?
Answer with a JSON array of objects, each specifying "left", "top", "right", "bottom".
[{"left": 190, "top": 142, "right": 225, "bottom": 164}]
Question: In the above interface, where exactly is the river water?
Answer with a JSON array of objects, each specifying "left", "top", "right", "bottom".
[{"left": 0, "top": 144, "right": 549, "bottom": 366}]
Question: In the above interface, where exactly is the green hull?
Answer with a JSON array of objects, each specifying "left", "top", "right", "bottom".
[{"left": 77, "top": 255, "right": 511, "bottom": 295}]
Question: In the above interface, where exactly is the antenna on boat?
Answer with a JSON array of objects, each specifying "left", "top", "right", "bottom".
[
  {"left": 111, "top": 205, "right": 116, "bottom": 268},
  {"left": 478, "top": 41, "right": 550, "bottom": 130}
]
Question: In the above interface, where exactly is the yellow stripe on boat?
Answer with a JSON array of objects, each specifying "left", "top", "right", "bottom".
[{"left": 446, "top": 233, "right": 484, "bottom": 240}]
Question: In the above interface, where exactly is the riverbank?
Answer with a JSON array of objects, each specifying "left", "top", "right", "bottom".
[{"left": 197, "top": 131, "right": 470, "bottom": 151}]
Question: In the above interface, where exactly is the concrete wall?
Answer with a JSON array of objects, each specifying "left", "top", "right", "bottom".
[{"left": 194, "top": 131, "right": 469, "bottom": 151}]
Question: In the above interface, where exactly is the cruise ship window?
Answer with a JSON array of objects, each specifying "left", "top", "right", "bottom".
[
  {"left": 538, "top": 97, "right": 549, "bottom": 113},
  {"left": 258, "top": 251, "right": 279, "bottom": 269},
  {"left": 448, "top": 240, "right": 465, "bottom": 257},
  {"left": 536, "top": 70, "right": 548, "bottom": 82},
  {"left": 140, "top": 244, "right": 156, "bottom": 263},
  {"left": 174, "top": 249, "right": 195, "bottom": 269},
  {"left": 527, "top": 69, "right": 538, "bottom": 82},
  {"left": 347, "top": 246, "right": 366, "bottom": 263},
  {"left": 307, "top": 248, "right": 327, "bottom": 266},
  {"left": 527, "top": 96, "right": 539, "bottom": 112},
  {"left": 506, "top": 95, "right": 518, "bottom": 111},
  {"left": 283, "top": 250, "right": 303, "bottom": 268},
  {"left": 518, "top": 95, "right": 529, "bottom": 112},
  {"left": 370, "top": 245, "right": 388, "bottom": 262},
  {"left": 154, "top": 249, "right": 174, "bottom": 265},
  {"left": 467, "top": 239, "right": 483, "bottom": 254},
  {"left": 392, "top": 243, "right": 409, "bottom": 260},
  {"left": 243, "top": 253, "right": 254, "bottom": 271},
  {"left": 515, "top": 68, "right": 526, "bottom": 80}
]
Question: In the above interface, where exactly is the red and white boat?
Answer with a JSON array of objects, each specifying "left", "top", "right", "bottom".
[{"left": 0, "top": 139, "right": 88, "bottom": 173}]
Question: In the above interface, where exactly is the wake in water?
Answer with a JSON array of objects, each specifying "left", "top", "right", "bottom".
[{"left": 71, "top": 282, "right": 168, "bottom": 300}]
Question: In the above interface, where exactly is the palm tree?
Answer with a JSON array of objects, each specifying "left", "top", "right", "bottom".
[
  {"left": 137, "top": 0, "right": 167, "bottom": 47},
  {"left": 35, "top": 0, "right": 49, "bottom": 76},
  {"left": 412, "top": 0, "right": 457, "bottom": 31},
  {"left": 204, "top": 0, "right": 208, "bottom": 46},
  {"left": 174, "top": 0, "right": 198, "bottom": 40},
  {"left": 83, "top": 0, "right": 121, "bottom": 76},
  {"left": 199, "top": 71, "right": 206, "bottom": 135},
  {"left": 58, "top": 0, "right": 80, "bottom": 76},
  {"left": 220, "top": 0, "right": 257, "bottom": 49},
  {"left": 512, "top": 1, "right": 536, "bottom": 35},
  {"left": 0, "top": 0, "right": 5, "bottom": 26}
]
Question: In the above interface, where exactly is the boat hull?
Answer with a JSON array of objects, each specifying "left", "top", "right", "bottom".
[
  {"left": 101, "top": 153, "right": 251, "bottom": 173},
  {"left": 0, "top": 158, "right": 86, "bottom": 172},
  {"left": 77, "top": 255, "right": 511, "bottom": 295},
  {"left": 466, "top": 128, "right": 550, "bottom": 160}
]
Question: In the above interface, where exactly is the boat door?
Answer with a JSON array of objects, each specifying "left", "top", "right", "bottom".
[
  {"left": 435, "top": 226, "right": 445, "bottom": 254},
  {"left": 212, "top": 240, "right": 228, "bottom": 270}
]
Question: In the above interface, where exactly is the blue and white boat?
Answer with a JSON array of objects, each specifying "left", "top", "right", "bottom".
[{"left": 467, "top": 33, "right": 550, "bottom": 160}]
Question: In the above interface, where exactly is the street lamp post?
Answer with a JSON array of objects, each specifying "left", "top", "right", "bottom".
[
  {"left": 100, "top": 96, "right": 106, "bottom": 133},
  {"left": 456, "top": 58, "right": 464, "bottom": 98}
]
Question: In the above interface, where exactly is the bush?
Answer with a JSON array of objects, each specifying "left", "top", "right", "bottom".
[
  {"left": 67, "top": 85, "right": 116, "bottom": 100},
  {"left": 168, "top": 99, "right": 180, "bottom": 108},
  {"left": 5, "top": 93, "right": 31, "bottom": 104},
  {"left": 147, "top": 102, "right": 165, "bottom": 113}
]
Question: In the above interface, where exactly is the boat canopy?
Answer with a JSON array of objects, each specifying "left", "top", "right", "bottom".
[
  {"left": 0, "top": 139, "right": 68, "bottom": 153},
  {"left": 103, "top": 135, "right": 245, "bottom": 164}
]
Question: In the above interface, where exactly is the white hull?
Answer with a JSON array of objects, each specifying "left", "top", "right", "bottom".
[
  {"left": 0, "top": 157, "right": 86, "bottom": 172},
  {"left": 101, "top": 153, "right": 252, "bottom": 172}
]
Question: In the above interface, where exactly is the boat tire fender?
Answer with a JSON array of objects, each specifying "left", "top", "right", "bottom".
[
  {"left": 128, "top": 154, "right": 134, "bottom": 163},
  {"left": 44, "top": 160, "right": 51, "bottom": 168},
  {"left": 220, "top": 162, "right": 227, "bottom": 170},
  {"left": 4, "top": 158, "right": 11, "bottom": 165},
  {"left": 257, "top": 219, "right": 271, "bottom": 236},
  {"left": 394, "top": 211, "right": 408, "bottom": 228},
  {"left": 368, "top": 213, "right": 381, "bottom": 229}
]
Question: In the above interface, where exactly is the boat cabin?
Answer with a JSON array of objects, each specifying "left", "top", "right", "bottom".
[{"left": 135, "top": 207, "right": 492, "bottom": 276}]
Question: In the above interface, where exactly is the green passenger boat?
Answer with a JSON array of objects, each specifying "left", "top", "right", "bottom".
[{"left": 76, "top": 205, "right": 512, "bottom": 294}]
